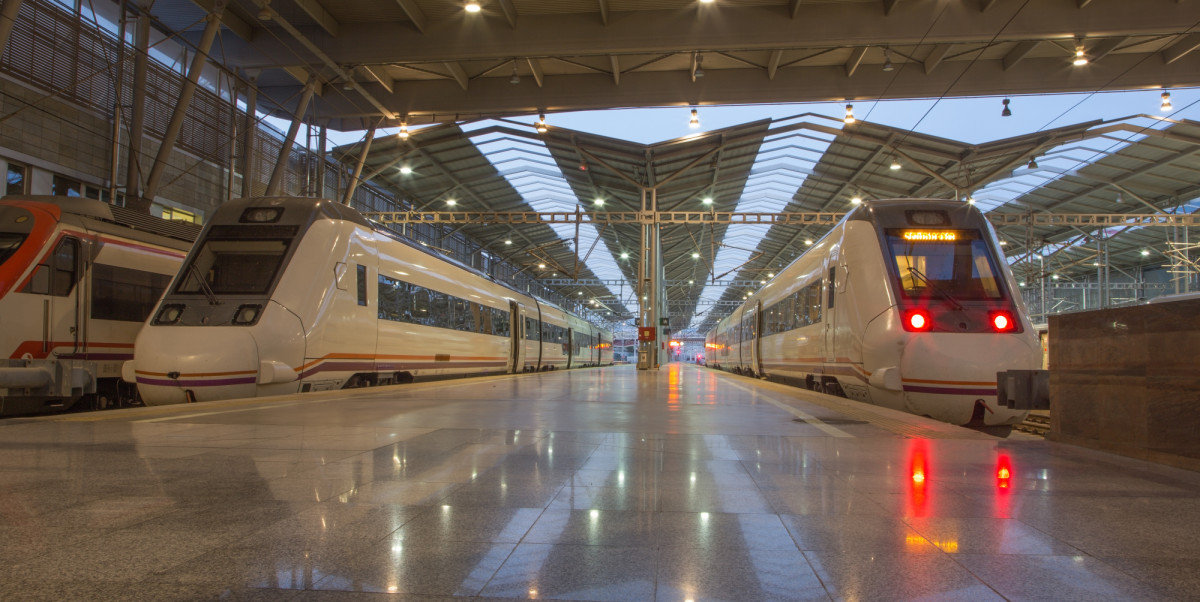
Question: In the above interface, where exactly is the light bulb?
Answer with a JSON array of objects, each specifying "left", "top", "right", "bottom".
[
  {"left": 398, "top": 122, "right": 410, "bottom": 140},
  {"left": 689, "top": 109, "right": 700, "bottom": 129},
  {"left": 844, "top": 104, "right": 855, "bottom": 124},
  {"left": 1161, "top": 91, "right": 1172, "bottom": 112}
]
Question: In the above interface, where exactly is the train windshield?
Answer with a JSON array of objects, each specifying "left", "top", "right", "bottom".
[
  {"left": 0, "top": 233, "right": 26, "bottom": 267},
  {"left": 885, "top": 229, "right": 1005, "bottom": 301},
  {"left": 174, "top": 238, "right": 291, "bottom": 296}
]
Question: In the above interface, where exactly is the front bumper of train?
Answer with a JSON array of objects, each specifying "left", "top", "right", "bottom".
[{"left": 126, "top": 326, "right": 296, "bottom": 405}]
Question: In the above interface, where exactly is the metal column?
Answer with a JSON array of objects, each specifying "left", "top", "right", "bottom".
[
  {"left": 341, "top": 120, "right": 378, "bottom": 205},
  {"left": 637, "top": 187, "right": 665, "bottom": 370},
  {"left": 142, "top": 4, "right": 223, "bottom": 201},
  {"left": 316, "top": 125, "right": 327, "bottom": 198},
  {"left": 265, "top": 76, "right": 316, "bottom": 196},
  {"left": 241, "top": 74, "right": 258, "bottom": 197},
  {"left": 124, "top": 4, "right": 151, "bottom": 210}
]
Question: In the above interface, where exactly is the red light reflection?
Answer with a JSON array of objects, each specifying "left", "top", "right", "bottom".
[
  {"left": 994, "top": 453, "right": 1014, "bottom": 516},
  {"left": 907, "top": 440, "right": 930, "bottom": 517}
]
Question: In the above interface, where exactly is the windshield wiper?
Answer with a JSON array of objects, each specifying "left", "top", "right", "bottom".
[
  {"left": 906, "top": 266, "right": 964, "bottom": 311},
  {"left": 187, "top": 263, "right": 222, "bottom": 306}
]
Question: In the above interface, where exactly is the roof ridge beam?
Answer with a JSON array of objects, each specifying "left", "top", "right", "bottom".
[{"left": 293, "top": 0, "right": 339, "bottom": 36}]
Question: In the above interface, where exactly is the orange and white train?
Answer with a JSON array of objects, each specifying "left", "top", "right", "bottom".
[
  {"left": 0, "top": 196, "right": 197, "bottom": 416},
  {"left": 705, "top": 199, "right": 1040, "bottom": 433},
  {"left": 126, "top": 197, "right": 612, "bottom": 405}
]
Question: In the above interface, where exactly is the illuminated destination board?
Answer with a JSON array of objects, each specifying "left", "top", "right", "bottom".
[{"left": 902, "top": 230, "right": 958, "bottom": 242}]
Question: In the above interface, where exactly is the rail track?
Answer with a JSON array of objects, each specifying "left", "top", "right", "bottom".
[{"left": 1015, "top": 411, "right": 1050, "bottom": 437}]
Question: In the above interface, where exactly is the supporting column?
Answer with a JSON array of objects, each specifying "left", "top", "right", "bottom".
[
  {"left": 124, "top": 4, "right": 151, "bottom": 211},
  {"left": 637, "top": 187, "right": 664, "bottom": 370},
  {"left": 142, "top": 3, "right": 223, "bottom": 201},
  {"left": 341, "top": 120, "right": 378, "bottom": 205},
  {"left": 265, "top": 76, "right": 316, "bottom": 196},
  {"left": 240, "top": 73, "right": 258, "bottom": 197},
  {"left": 0, "top": 0, "right": 25, "bottom": 64},
  {"left": 316, "top": 125, "right": 327, "bottom": 198}
]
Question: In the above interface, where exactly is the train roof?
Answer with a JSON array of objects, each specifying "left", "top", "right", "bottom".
[{"left": 3, "top": 195, "right": 202, "bottom": 244}]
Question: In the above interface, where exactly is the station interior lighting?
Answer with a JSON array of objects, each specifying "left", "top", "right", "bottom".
[
  {"left": 692, "top": 252, "right": 700, "bottom": 258},
  {"left": 1142, "top": 249, "right": 1151, "bottom": 256},
  {"left": 399, "top": 165, "right": 412, "bottom": 175},
  {"left": 702, "top": 196, "right": 713, "bottom": 205},
  {"left": 844, "top": 104, "right": 855, "bottom": 124},
  {"left": 504, "top": 239, "right": 512, "bottom": 245},
  {"left": 1001, "top": 98, "right": 1012, "bottom": 117},
  {"left": 1073, "top": 46, "right": 1088, "bottom": 65},
  {"left": 851, "top": 195, "right": 862, "bottom": 205},
  {"left": 536, "top": 113, "right": 548, "bottom": 133},
  {"left": 890, "top": 158, "right": 901, "bottom": 170},
  {"left": 1116, "top": 191, "right": 1123, "bottom": 203},
  {"left": 465, "top": 1, "right": 482, "bottom": 14},
  {"left": 882, "top": 48, "right": 894, "bottom": 72},
  {"left": 257, "top": 0, "right": 272, "bottom": 20},
  {"left": 510, "top": 64, "right": 521, "bottom": 85},
  {"left": 398, "top": 122, "right": 410, "bottom": 140},
  {"left": 804, "top": 239, "right": 813, "bottom": 246},
  {"left": 1027, "top": 157, "right": 1038, "bottom": 169},
  {"left": 594, "top": 198, "right": 604, "bottom": 206},
  {"left": 445, "top": 199, "right": 457, "bottom": 207},
  {"left": 620, "top": 251, "right": 629, "bottom": 259},
  {"left": 1161, "top": 91, "right": 1173, "bottom": 112},
  {"left": 689, "top": 108, "right": 700, "bottom": 129}
]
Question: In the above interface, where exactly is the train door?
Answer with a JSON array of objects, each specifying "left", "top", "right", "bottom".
[
  {"left": 754, "top": 300, "right": 764, "bottom": 376},
  {"left": 28, "top": 236, "right": 83, "bottom": 357},
  {"left": 533, "top": 302, "right": 544, "bottom": 371},
  {"left": 508, "top": 300, "right": 524, "bottom": 374},
  {"left": 824, "top": 262, "right": 837, "bottom": 363},
  {"left": 566, "top": 328, "right": 574, "bottom": 369}
]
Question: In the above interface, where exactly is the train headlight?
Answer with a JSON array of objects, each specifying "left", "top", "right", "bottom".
[
  {"left": 990, "top": 311, "right": 1015, "bottom": 332},
  {"left": 154, "top": 304, "right": 185, "bottom": 325},
  {"left": 233, "top": 304, "right": 263, "bottom": 325},
  {"left": 902, "top": 309, "right": 933, "bottom": 332}
]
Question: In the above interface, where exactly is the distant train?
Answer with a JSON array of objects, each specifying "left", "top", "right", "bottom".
[
  {"left": 0, "top": 196, "right": 197, "bottom": 416},
  {"left": 705, "top": 199, "right": 1040, "bottom": 433},
  {"left": 126, "top": 197, "right": 612, "bottom": 405}
]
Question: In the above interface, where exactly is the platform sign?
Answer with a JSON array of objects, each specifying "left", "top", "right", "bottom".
[{"left": 638, "top": 327, "right": 656, "bottom": 342}]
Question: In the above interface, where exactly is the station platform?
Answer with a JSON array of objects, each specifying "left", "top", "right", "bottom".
[{"left": 2, "top": 363, "right": 1198, "bottom": 601}]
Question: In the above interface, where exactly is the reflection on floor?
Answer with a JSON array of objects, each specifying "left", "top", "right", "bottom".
[{"left": 2, "top": 363, "right": 1198, "bottom": 601}]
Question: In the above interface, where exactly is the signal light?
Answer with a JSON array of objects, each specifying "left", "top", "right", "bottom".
[
  {"left": 990, "top": 311, "right": 1015, "bottom": 332},
  {"left": 903, "top": 309, "right": 932, "bottom": 332}
]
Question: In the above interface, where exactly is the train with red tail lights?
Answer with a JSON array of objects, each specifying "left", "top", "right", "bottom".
[
  {"left": 124, "top": 197, "right": 612, "bottom": 405},
  {"left": 0, "top": 196, "right": 197, "bottom": 415},
  {"left": 705, "top": 199, "right": 1039, "bottom": 434}
]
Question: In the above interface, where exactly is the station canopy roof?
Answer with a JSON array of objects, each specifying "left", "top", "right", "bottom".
[{"left": 335, "top": 113, "right": 1200, "bottom": 335}]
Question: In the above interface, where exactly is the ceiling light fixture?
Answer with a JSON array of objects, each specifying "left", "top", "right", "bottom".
[
  {"left": 1073, "top": 44, "right": 1088, "bottom": 66},
  {"left": 399, "top": 165, "right": 412, "bottom": 175},
  {"left": 851, "top": 195, "right": 862, "bottom": 205},
  {"left": 446, "top": 199, "right": 457, "bottom": 207},
  {"left": 804, "top": 239, "right": 813, "bottom": 246},
  {"left": 504, "top": 239, "right": 512, "bottom": 245},
  {"left": 593, "top": 198, "right": 604, "bottom": 206},
  {"left": 620, "top": 252, "right": 629, "bottom": 259},
  {"left": 397, "top": 121, "right": 410, "bottom": 140},
  {"left": 844, "top": 104, "right": 855, "bottom": 125},
  {"left": 1161, "top": 91, "right": 1173, "bottom": 112},
  {"left": 509, "top": 63, "right": 521, "bottom": 85},
  {"left": 535, "top": 113, "right": 548, "bottom": 134},
  {"left": 692, "top": 252, "right": 700, "bottom": 259},
  {"left": 694, "top": 54, "right": 705, "bottom": 78},
  {"left": 1141, "top": 248, "right": 1150, "bottom": 256},
  {"left": 1027, "top": 157, "right": 1038, "bottom": 169},
  {"left": 257, "top": 0, "right": 272, "bottom": 21},
  {"left": 465, "top": 1, "right": 482, "bottom": 14},
  {"left": 1115, "top": 191, "right": 1123, "bottom": 203},
  {"left": 701, "top": 196, "right": 713, "bottom": 205},
  {"left": 1001, "top": 98, "right": 1012, "bottom": 117},
  {"left": 890, "top": 157, "right": 901, "bottom": 170},
  {"left": 689, "top": 108, "right": 700, "bottom": 129},
  {"left": 882, "top": 47, "right": 894, "bottom": 72}
]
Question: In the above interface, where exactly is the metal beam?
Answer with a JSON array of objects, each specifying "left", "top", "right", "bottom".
[
  {"left": 1163, "top": 32, "right": 1200, "bottom": 64},
  {"left": 187, "top": 0, "right": 252, "bottom": 40},
  {"left": 292, "top": 0, "right": 339, "bottom": 36},
  {"left": 446, "top": 61, "right": 469, "bottom": 90},
  {"left": 266, "top": 77, "right": 317, "bottom": 196},
  {"left": 767, "top": 49, "right": 784, "bottom": 80},
  {"left": 497, "top": 0, "right": 518, "bottom": 29},
  {"left": 597, "top": 0, "right": 608, "bottom": 25},
  {"left": 1002, "top": 40, "right": 1038, "bottom": 71},
  {"left": 844, "top": 46, "right": 867, "bottom": 77},
  {"left": 342, "top": 121, "right": 379, "bottom": 204},
  {"left": 393, "top": 0, "right": 426, "bottom": 33},
  {"left": 361, "top": 65, "right": 394, "bottom": 94},
  {"left": 609, "top": 54, "right": 620, "bottom": 85},
  {"left": 144, "top": 3, "right": 224, "bottom": 202},
  {"left": 527, "top": 58, "right": 544, "bottom": 88},
  {"left": 923, "top": 43, "right": 952, "bottom": 74}
]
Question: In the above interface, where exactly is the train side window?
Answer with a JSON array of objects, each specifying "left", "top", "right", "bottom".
[
  {"left": 356, "top": 264, "right": 367, "bottom": 306},
  {"left": 412, "top": 288, "right": 431, "bottom": 324},
  {"left": 430, "top": 290, "right": 450, "bottom": 328},
  {"left": 494, "top": 308, "right": 510, "bottom": 337},
  {"left": 52, "top": 238, "right": 79, "bottom": 296},
  {"left": 452, "top": 297, "right": 472, "bottom": 332},
  {"left": 91, "top": 264, "right": 172, "bottom": 322},
  {"left": 827, "top": 267, "right": 836, "bottom": 309}
]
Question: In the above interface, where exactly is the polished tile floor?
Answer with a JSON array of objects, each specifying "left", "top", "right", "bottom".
[{"left": 3, "top": 363, "right": 1200, "bottom": 601}]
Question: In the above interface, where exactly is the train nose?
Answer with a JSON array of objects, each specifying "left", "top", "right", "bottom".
[
  {"left": 132, "top": 327, "right": 259, "bottom": 405},
  {"left": 899, "top": 333, "right": 1039, "bottom": 426}
]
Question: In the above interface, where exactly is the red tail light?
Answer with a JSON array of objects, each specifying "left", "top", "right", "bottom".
[
  {"left": 903, "top": 309, "right": 932, "bottom": 332},
  {"left": 990, "top": 311, "right": 1015, "bottom": 332}
]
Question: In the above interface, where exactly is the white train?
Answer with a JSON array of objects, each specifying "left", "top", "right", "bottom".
[
  {"left": 126, "top": 197, "right": 613, "bottom": 405},
  {"left": 0, "top": 196, "right": 196, "bottom": 415},
  {"left": 705, "top": 199, "right": 1040, "bottom": 432}
]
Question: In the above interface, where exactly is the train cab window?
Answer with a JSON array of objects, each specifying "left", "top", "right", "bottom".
[
  {"left": 886, "top": 229, "right": 1004, "bottom": 300},
  {"left": 0, "top": 233, "right": 25, "bottom": 266},
  {"left": 356, "top": 264, "right": 367, "bottom": 306},
  {"left": 176, "top": 239, "right": 290, "bottom": 296}
]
